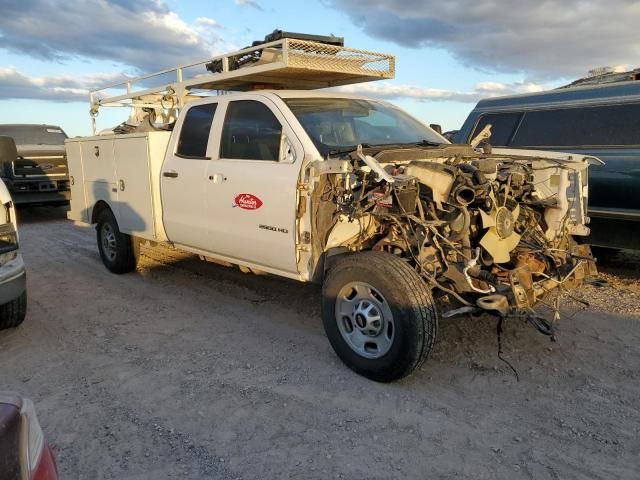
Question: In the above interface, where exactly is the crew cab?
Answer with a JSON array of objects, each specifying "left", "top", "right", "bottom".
[
  {"left": 67, "top": 88, "right": 600, "bottom": 382},
  {"left": 0, "top": 124, "right": 70, "bottom": 206}
]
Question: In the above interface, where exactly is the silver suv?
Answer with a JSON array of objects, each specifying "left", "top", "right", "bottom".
[{"left": 0, "top": 137, "right": 26, "bottom": 330}]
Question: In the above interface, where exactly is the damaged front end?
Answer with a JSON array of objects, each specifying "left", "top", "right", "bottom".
[{"left": 313, "top": 143, "right": 600, "bottom": 329}]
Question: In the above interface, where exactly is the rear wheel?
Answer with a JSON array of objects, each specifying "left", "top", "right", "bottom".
[
  {"left": 96, "top": 209, "right": 137, "bottom": 274},
  {"left": 0, "top": 291, "right": 27, "bottom": 330},
  {"left": 322, "top": 252, "right": 438, "bottom": 382}
]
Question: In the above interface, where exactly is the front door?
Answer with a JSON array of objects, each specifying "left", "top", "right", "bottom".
[
  {"left": 161, "top": 101, "right": 218, "bottom": 249},
  {"left": 203, "top": 97, "right": 303, "bottom": 274}
]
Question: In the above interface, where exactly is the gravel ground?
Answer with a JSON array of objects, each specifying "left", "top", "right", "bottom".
[{"left": 1, "top": 206, "right": 639, "bottom": 479}]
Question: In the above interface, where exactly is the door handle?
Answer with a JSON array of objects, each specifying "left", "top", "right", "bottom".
[
  {"left": 208, "top": 173, "right": 227, "bottom": 183},
  {"left": 163, "top": 170, "right": 179, "bottom": 178}
]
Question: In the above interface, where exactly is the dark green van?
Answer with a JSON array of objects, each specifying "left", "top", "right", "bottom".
[{"left": 454, "top": 71, "right": 640, "bottom": 250}]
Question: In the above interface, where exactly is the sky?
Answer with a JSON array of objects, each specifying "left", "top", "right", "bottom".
[{"left": 0, "top": 0, "right": 638, "bottom": 136}]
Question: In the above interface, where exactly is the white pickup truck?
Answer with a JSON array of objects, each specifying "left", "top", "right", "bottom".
[{"left": 67, "top": 89, "right": 599, "bottom": 381}]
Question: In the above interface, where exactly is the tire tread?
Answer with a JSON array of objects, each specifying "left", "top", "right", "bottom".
[
  {"left": 96, "top": 209, "right": 137, "bottom": 274},
  {"left": 0, "top": 291, "right": 27, "bottom": 330}
]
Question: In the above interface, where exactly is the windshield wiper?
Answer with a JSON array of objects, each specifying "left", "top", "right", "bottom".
[
  {"left": 328, "top": 144, "right": 371, "bottom": 156},
  {"left": 416, "top": 139, "right": 443, "bottom": 147},
  {"left": 327, "top": 140, "right": 441, "bottom": 156},
  {"left": 361, "top": 140, "right": 443, "bottom": 149}
]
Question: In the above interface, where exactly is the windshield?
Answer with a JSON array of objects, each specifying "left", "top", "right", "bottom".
[
  {"left": 284, "top": 98, "right": 445, "bottom": 156},
  {"left": 0, "top": 125, "right": 67, "bottom": 145}
]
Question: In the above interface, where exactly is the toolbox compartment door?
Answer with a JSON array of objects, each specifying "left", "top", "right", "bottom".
[
  {"left": 65, "top": 140, "right": 89, "bottom": 222},
  {"left": 114, "top": 137, "right": 155, "bottom": 238}
]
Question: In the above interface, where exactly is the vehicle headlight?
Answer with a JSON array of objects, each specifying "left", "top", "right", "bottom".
[
  {"left": 2, "top": 204, "right": 9, "bottom": 224},
  {"left": 0, "top": 222, "right": 18, "bottom": 265}
]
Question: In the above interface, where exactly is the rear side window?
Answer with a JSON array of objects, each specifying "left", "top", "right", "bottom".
[
  {"left": 470, "top": 112, "right": 522, "bottom": 146},
  {"left": 511, "top": 103, "right": 640, "bottom": 147},
  {"left": 176, "top": 103, "right": 217, "bottom": 158},
  {"left": 220, "top": 101, "right": 282, "bottom": 161}
]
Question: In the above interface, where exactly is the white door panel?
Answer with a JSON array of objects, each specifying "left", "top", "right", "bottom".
[
  {"left": 203, "top": 96, "right": 303, "bottom": 274},
  {"left": 161, "top": 101, "right": 219, "bottom": 250},
  {"left": 205, "top": 160, "right": 299, "bottom": 272},
  {"left": 160, "top": 159, "right": 209, "bottom": 249}
]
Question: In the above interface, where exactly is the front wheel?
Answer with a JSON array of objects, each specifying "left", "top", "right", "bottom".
[
  {"left": 322, "top": 252, "right": 438, "bottom": 382},
  {"left": 96, "top": 209, "right": 137, "bottom": 274}
]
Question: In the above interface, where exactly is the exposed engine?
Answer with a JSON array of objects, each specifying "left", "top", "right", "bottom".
[{"left": 315, "top": 144, "right": 598, "bottom": 322}]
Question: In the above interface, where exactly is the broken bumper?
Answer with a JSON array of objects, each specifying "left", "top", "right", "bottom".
[{"left": 476, "top": 244, "right": 597, "bottom": 316}]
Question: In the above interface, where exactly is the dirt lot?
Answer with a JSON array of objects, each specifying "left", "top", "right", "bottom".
[{"left": 1, "top": 207, "right": 639, "bottom": 479}]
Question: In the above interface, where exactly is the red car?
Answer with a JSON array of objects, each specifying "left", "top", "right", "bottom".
[{"left": 0, "top": 392, "right": 58, "bottom": 480}]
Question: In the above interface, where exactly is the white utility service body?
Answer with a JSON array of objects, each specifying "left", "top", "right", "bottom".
[{"left": 66, "top": 91, "right": 328, "bottom": 281}]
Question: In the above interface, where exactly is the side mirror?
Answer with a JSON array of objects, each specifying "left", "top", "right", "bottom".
[
  {"left": 280, "top": 134, "right": 296, "bottom": 163},
  {"left": 429, "top": 124, "right": 443, "bottom": 135},
  {"left": 0, "top": 136, "right": 18, "bottom": 163}
]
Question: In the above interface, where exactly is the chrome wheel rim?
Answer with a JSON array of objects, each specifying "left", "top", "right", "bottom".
[
  {"left": 334, "top": 282, "right": 395, "bottom": 359},
  {"left": 101, "top": 223, "right": 117, "bottom": 261}
]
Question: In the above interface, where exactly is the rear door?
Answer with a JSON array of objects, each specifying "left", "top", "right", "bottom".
[
  {"left": 161, "top": 101, "right": 218, "bottom": 249},
  {"left": 203, "top": 96, "right": 303, "bottom": 273}
]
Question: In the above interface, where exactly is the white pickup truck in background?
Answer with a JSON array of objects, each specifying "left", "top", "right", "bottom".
[{"left": 66, "top": 34, "right": 599, "bottom": 381}]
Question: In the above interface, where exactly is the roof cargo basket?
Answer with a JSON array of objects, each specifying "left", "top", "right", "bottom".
[
  {"left": 88, "top": 30, "right": 394, "bottom": 133},
  {"left": 90, "top": 31, "right": 393, "bottom": 104}
]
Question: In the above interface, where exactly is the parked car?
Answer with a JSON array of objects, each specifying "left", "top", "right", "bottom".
[
  {"left": 454, "top": 70, "right": 640, "bottom": 250},
  {"left": 0, "top": 124, "right": 70, "bottom": 206},
  {"left": 0, "top": 392, "right": 58, "bottom": 480},
  {"left": 0, "top": 137, "right": 26, "bottom": 330}
]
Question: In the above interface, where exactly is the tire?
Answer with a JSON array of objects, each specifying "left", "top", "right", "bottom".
[
  {"left": 96, "top": 209, "right": 137, "bottom": 274},
  {"left": 0, "top": 291, "right": 27, "bottom": 330},
  {"left": 322, "top": 252, "right": 438, "bottom": 382}
]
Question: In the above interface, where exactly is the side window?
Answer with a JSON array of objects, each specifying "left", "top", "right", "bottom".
[
  {"left": 511, "top": 104, "right": 640, "bottom": 147},
  {"left": 176, "top": 103, "right": 217, "bottom": 158},
  {"left": 220, "top": 100, "right": 282, "bottom": 161},
  {"left": 470, "top": 112, "right": 522, "bottom": 146}
]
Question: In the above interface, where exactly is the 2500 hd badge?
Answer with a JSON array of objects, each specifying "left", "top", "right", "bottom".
[{"left": 259, "top": 224, "right": 289, "bottom": 234}]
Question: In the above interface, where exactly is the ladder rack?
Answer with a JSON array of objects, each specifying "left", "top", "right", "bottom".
[{"left": 90, "top": 37, "right": 395, "bottom": 115}]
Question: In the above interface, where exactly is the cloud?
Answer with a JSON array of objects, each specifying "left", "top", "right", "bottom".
[
  {"left": 0, "top": 0, "right": 225, "bottom": 72},
  {"left": 334, "top": 80, "right": 546, "bottom": 103},
  {"left": 195, "top": 17, "right": 220, "bottom": 27},
  {"left": 0, "top": 66, "right": 546, "bottom": 105},
  {"left": 330, "top": 0, "right": 640, "bottom": 78},
  {"left": 235, "top": 0, "right": 264, "bottom": 11},
  {"left": 0, "top": 67, "right": 127, "bottom": 102}
]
